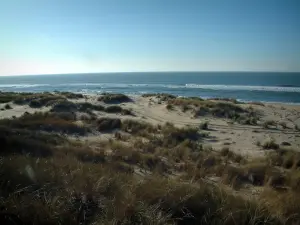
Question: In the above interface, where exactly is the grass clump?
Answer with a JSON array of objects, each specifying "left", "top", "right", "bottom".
[
  {"left": 0, "top": 92, "right": 34, "bottom": 103},
  {"left": 269, "top": 148, "right": 300, "bottom": 169},
  {"left": 4, "top": 103, "right": 12, "bottom": 109},
  {"left": 262, "top": 139, "right": 279, "bottom": 150},
  {"left": 97, "top": 117, "right": 121, "bottom": 131},
  {"left": 98, "top": 93, "right": 131, "bottom": 103},
  {"left": 263, "top": 120, "right": 277, "bottom": 129},
  {"left": 220, "top": 147, "right": 245, "bottom": 163},
  {"left": 210, "top": 97, "right": 241, "bottom": 104},
  {"left": 171, "top": 97, "right": 254, "bottom": 122},
  {"left": 169, "top": 97, "right": 204, "bottom": 107},
  {"left": 58, "top": 92, "right": 84, "bottom": 99},
  {"left": 166, "top": 104, "right": 174, "bottom": 110},
  {"left": 0, "top": 112, "right": 88, "bottom": 135},
  {"left": 249, "top": 101, "right": 265, "bottom": 106},
  {"left": 121, "top": 119, "right": 157, "bottom": 135},
  {"left": 51, "top": 101, "right": 105, "bottom": 114},
  {"left": 142, "top": 93, "right": 177, "bottom": 101},
  {"left": 105, "top": 105, "right": 133, "bottom": 115},
  {"left": 28, "top": 95, "right": 66, "bottom": 108},
  {"left": 0, "top": 125, "right": 64, "bottom": 157},
  {"left": 199, "top": 121, "right": 209, "bottom": 130}
]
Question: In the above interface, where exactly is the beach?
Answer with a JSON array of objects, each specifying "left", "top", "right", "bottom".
[
  {"left": 1, "top": 93, "right": 299, "bottom": 158},
  {"left": 1, "top": 91, "right": 300, "bottom": 223}
]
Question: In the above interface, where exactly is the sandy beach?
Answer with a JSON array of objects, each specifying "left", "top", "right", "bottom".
[
  {"left": 1, "top": 91, "right": 300, "bottom": 224},
  {"left": 1, "top": 93, "right": 299, "bottom": 158}
]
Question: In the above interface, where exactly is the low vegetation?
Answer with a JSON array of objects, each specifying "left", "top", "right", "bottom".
[
  {"left": 142, "top": 93, "right": 177, "bottom": 101},
  {"left": 98, "top": 93, "right": 132, "bottom": 103},
  {"left": 0, "top": 112, "right": 88, "bottom": 135},
  {"left": 199, "top": 121, "right": 209, "bottom": 130},
  {"left": 263, "top": 120, "right": 277, "bottom": 129},
  {"left": 57, "top": 91, "right": 84, "bottom": 99},
  {"left": 0, "top": 91, "right": 34, "bottom": 103},
  {"left": 4, "top": 103, "right": 12, "bottom": 110},
  {"left": 262, "top": 138, "right": 279, "bottom": 150},
  {"left": 209, "top": 97, "right": 241, "bottom": 104},
  {"left": 168, "top": 97, "right": 259, "bottom": 124}
]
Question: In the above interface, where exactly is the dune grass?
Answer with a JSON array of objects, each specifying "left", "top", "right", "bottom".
[
  {"left": 0, "top": 112, "right": 88, "bottom": 135},
  {"left": 98, "top": 93, "right": 132, "bottom": 103}
]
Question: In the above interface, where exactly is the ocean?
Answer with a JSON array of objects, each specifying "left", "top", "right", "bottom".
[{"left": 0, "top": 72, "right": 300, "bottom": 104}]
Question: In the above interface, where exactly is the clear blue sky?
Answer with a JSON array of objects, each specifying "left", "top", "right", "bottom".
[{"left": 0, "top": 0, "right": 299, "bottom": 75}]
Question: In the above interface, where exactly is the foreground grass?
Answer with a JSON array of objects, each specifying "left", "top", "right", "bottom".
[{"left": 0, "top": 153, "right": 284, "bottom": 225}]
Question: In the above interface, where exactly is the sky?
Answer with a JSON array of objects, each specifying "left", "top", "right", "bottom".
[{"left": 0, "top": 0, "right": 300, "bottom": 75}]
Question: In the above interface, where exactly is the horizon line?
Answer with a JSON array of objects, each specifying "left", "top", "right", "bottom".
[{"left": 1, "top": 70, "right": 300, "bottom": 77}]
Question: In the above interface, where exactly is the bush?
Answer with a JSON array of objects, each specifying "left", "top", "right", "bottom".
[
  {"left": 4, "top": 104, "right": 12, "bottom": 110},
  {"left": 0, "top": 92, "right": 34, "bottom": 103},
  {"left": 269, "top": 149, "right": 300, "bottom": 169},
  {"left": 142, "top": 93, "right": 177, "bottom": 101},
  {"left": 28, "top": 95, "right": 66, "bottom": 108},
  {"left": 181, "top": 105, "right": 190, "bottom": 112},
  {"left": 0, "top": 125, "right": 64, "bottom": 157},
  {"left": 105, "top": 105, "right": 123, "bottom": 113},
  {"left": 59, "top": 92, "right": 84, "bottom": 99},
  {"left": 162, "top": 126, "right": 200, "bottom": 147},
  {"left": 0, "top": 112, "right": 87, "bottom": 135},
  {"left": 98, "top": 93, "right": 131, "bottom": 103},
  {"left": 121, "top": 119, "right": 156, "bottom": 135},
  {"left": 51, "top": 101, "right": 105, "bottom": 114},
  {"left": 199, "top": 121, "right": 209, "bottom": 130},
  {"left": 210, "top": 97, "right": 240, "bottom": 104},
  {"left": 262, "top": 139, "right": 279, "bottom": 150},
  {"left": 166, "top": 104, "right": 173, "bottom": 110},
  {"left": 193, "top": 106, "right": 210, "bottom": 117},
  {"left": 220, "top": 147, "right": 230, "bottom": 156},
  {"left": 97, "top": 117, "right": 121, "bottom": 131},
  {"left": 263, "top": 120, "right": 276, "bottom": 129}
]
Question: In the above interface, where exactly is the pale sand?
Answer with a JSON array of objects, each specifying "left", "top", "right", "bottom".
[{"left": 1, "top": 94, "right": 299, "bottom": 158}]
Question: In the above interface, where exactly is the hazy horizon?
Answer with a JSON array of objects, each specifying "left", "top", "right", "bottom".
[{"left": 1, "top": 0, "right": 299, "bottom": 76}]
